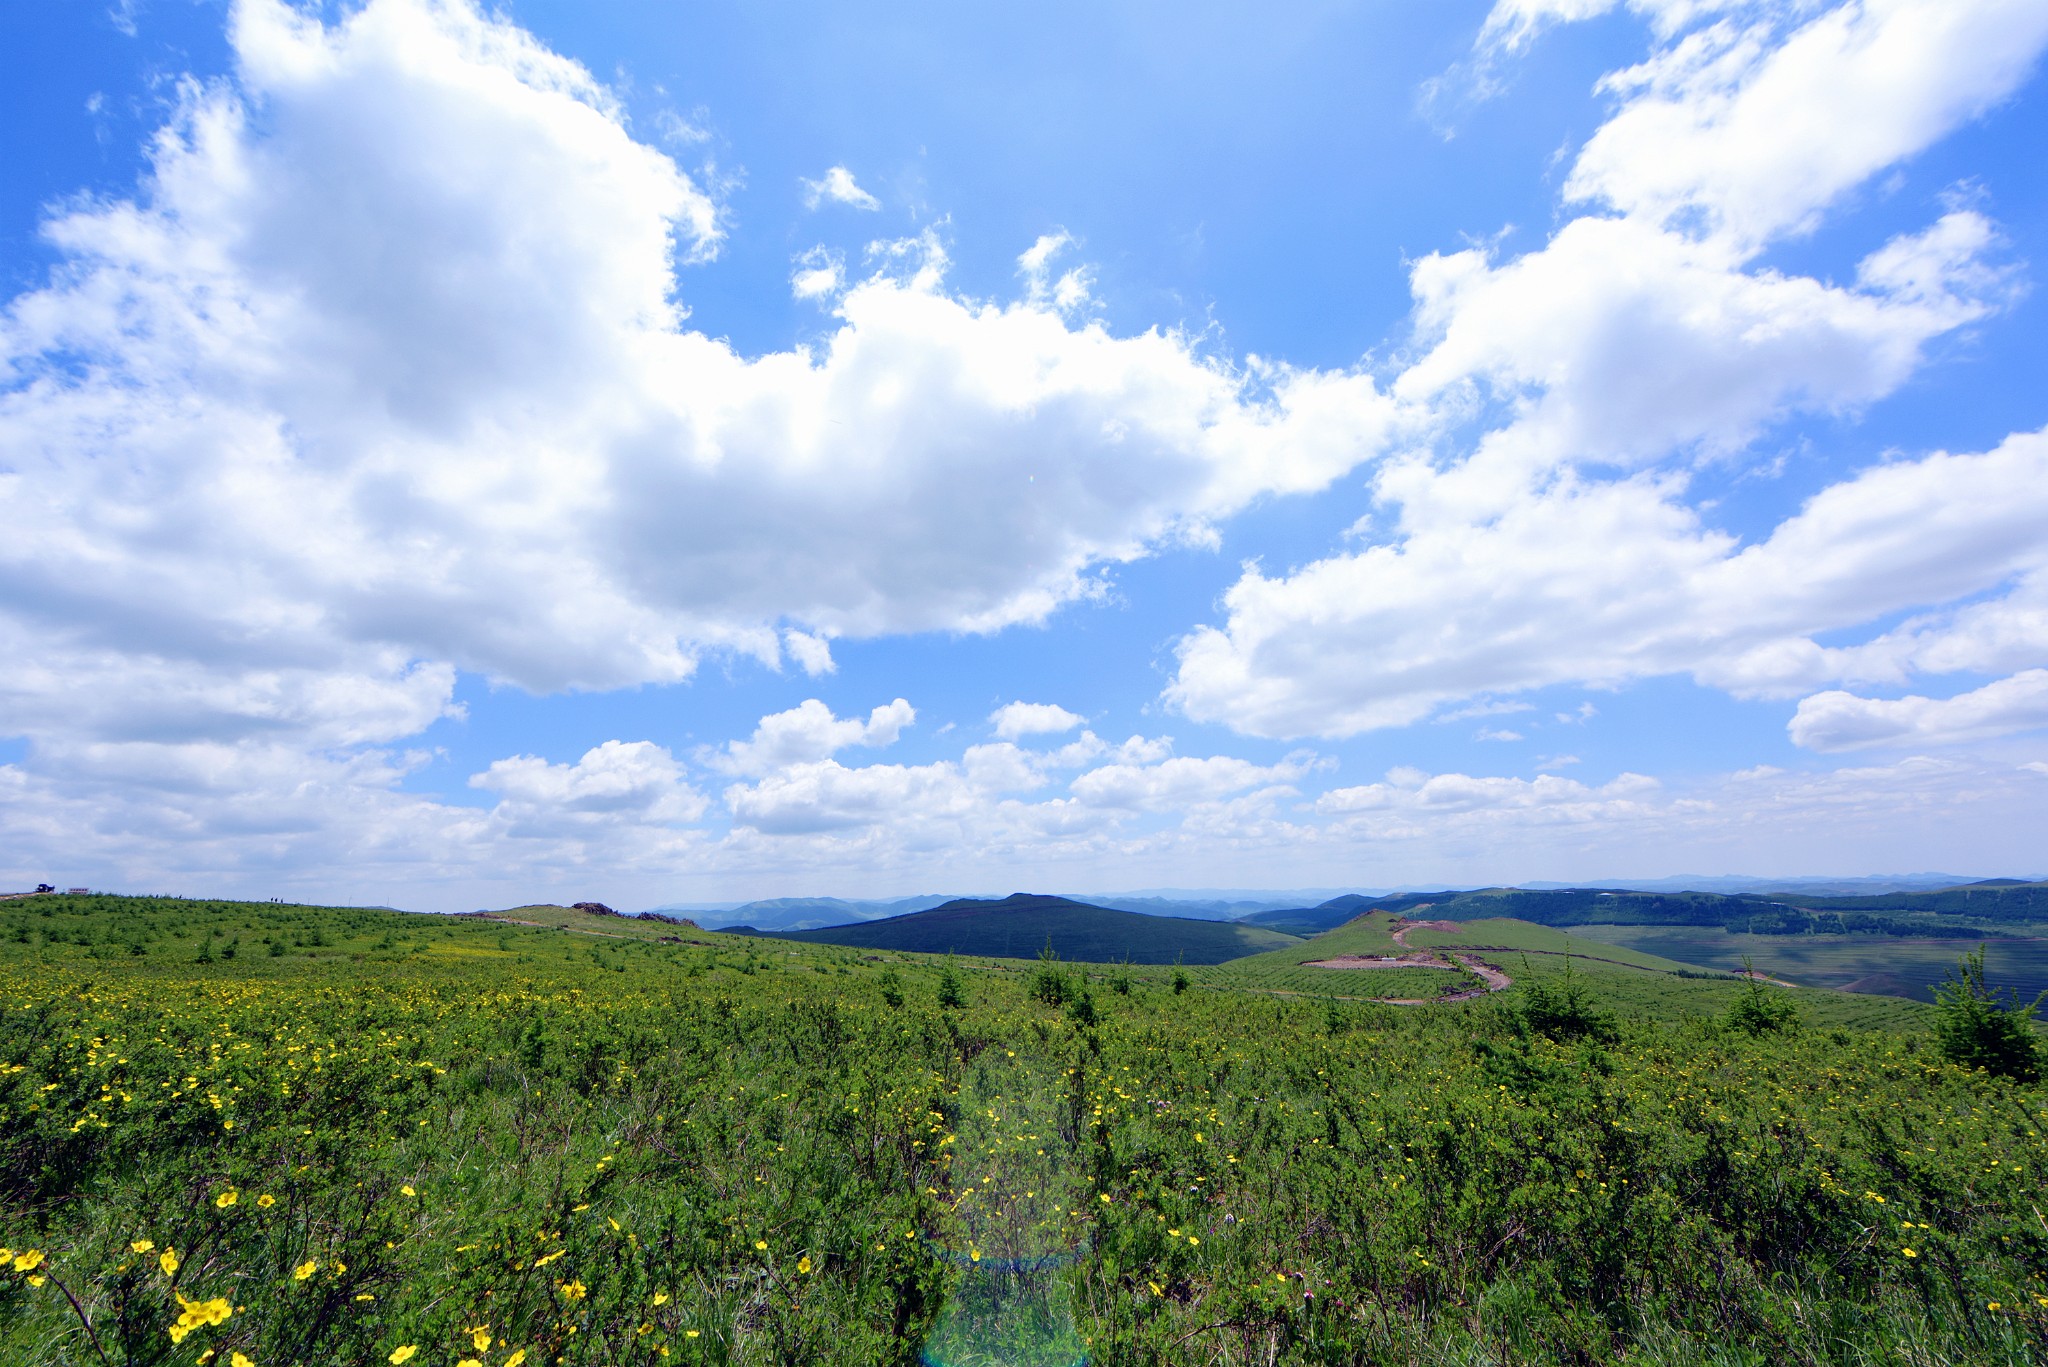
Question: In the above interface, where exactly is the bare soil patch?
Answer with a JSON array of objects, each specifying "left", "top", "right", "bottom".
[
  {"left": 1303, "top": 927, "right": 1516, "bottom": 1004},
  {"left": 1303, "top": 953, "right": 1455, "bottom": 971}
]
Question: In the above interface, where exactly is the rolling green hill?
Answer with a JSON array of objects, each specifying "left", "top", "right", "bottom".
[
  {"left": 1788, "top": 879, "right": 2048, "bottom": 921},
  {"left": 1226, "top": 909, "right": 1407, "bottom": 964},
  {"left": 465, "top": 902, "right": 727, "bottom": 945},
  {"left": 730, "top": 892, "right": 1300, "bottom": 964},
  {"left": 1236, "top": 892, "right": 1389, "bottom": 936},
  {"left": 1397, "top": 916, "right": 1711, "bottom": 972},
  {"left": 1245, "top": 884, "right": 2048, "bottom": 937}
]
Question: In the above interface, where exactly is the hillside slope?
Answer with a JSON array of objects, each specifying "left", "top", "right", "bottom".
[
  {"left": 730, "top": 892, "right": 1300, "bottom": 963},
  {"left": 1244, "top": 883, "right": 2048, "bottom": 937}
]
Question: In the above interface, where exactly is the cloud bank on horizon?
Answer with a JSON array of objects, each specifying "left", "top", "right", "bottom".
[{"left": 1, "top": 0, "right": 2044, "bottom": 908}]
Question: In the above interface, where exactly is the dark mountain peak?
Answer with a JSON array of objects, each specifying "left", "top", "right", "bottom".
[
  {"left": 741, "top": 893, "right": 1298, "bottom": 964},
  {"left": 928, "top": 892, "right": 1105, "bottom": 915}
]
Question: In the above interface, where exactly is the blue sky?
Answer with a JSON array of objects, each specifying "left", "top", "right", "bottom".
[{"left": 2, "top": 0, "right": 2046, "bottom": 911}]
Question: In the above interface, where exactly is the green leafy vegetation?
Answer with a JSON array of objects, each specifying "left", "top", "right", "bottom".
[
  {"left": 1932, "top": 947, "right": 2046, "bottom": 1083},
  {"left": 1722, "top": 964, "right": 1803, "bottom": 1038},
  {"left": 1, "top": 894, "right": 2045, "bottom": 1365}
]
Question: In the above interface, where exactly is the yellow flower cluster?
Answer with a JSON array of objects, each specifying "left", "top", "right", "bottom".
[
  {"left": 167, "top": 1292, "right": 233, "bottom": 1343},
  {"left": 1, "top": 1247, "right": 48, "bottom": 1287}
]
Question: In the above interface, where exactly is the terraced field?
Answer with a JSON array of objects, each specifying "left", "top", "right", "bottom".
[{"left": 1571, "top": 923, "right": 2048, "bottom": 1004}]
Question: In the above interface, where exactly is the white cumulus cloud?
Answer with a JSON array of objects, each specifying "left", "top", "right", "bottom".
[
  {"left": 1172, "top": 427, "right": 2048, "bottom": 737},
  {"left": 713, "top": 699, "right": 915, "bottom": 777},
  {"left": 1565, "top": 0, "right": 2048, "bottom": 248},
  {"left": 990, "top": 701, "right": 1087, "bottom": 739},
  {"left": 1788, "top": 670, "right": 2048, "bottom": 752},
  {"left": 0, "top": 0, "right": 1399, "bottom": 798},
  {"left": 1168, "top": 0, "right": 2048, "bottom": 741},
  {"left": 471, "top": 740, "right": 707, "bottom": 823}
]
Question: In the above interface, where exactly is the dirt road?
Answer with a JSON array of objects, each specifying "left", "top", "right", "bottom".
[{"left": 1304, "top": 919, "right": 1514, "bottom": 1004}]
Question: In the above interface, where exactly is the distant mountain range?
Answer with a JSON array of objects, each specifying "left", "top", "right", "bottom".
[
  {"left": 635, "top": 876, "right": 2048, "bottom": 971},
  {"left": 647, "top": 875, "right": 2045, "bottom": 943},
  {"left": 1049, "top": 894, "right": 1310, "bottom": 922},
  {"left": 662, "top": 891, "right": 1318, "bottom": 930},
  {"left": 1238, "top": 881, "right": 2048, "bottom": 938},
  {"left": 1513, "top": 873, "right": 1995, "bottom": 897},
  {"left": 720, "top": 893, "right": 1300, "bottom": 964},
  {"left": 651, "top": 895, "right": 955, "bottom": 933}
]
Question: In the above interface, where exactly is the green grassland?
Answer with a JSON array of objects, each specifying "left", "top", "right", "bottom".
[
  {"left": 471, "top": 905, "right": 724, "bottom": 945},
  {"left": 1, "top": 894, "right": 2045, "bottom": 1366},
  {"left": 1204, "top": 913, "right": 1937, "bottom": 1032},
  {"left": 1227, "top": 911, "right": 1407, "bottom": 962}
]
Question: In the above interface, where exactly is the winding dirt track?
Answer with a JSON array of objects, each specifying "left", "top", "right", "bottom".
[{"left": 1303, "top": 919, "right": 1515, "bottom": 1005}]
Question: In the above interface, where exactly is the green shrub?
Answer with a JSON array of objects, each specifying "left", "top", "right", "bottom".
[
  {"left": 1029, "top": 941, "right": 1070, "bottom": 1007},
  {"left": 1931, "top": 946, "right": 2044, "bottom": 1082},
  {"left": 936, "top": 958, "right": 966, "bottom": 1009},
  {"left": 1723, "top": 966, "right": 1800, "bottom": 1036},
  {"left": 1516, "top": 957, "right": 1617, "bottom": 1042}
]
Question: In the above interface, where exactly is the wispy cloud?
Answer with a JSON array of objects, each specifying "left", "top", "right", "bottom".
[{"left": 801, "top": 164, "right": 880, "bottom": 211}]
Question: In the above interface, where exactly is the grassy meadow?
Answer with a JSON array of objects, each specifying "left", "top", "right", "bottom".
[{"left": 1, "top": 893, "right": 2046, "bottom": 1365}]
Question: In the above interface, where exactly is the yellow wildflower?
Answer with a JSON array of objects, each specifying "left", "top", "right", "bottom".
[
  {"left": 400, "top": 1185, "right": 416, "bottom": 1197},
  {"left": 131, "top": 1240, "right": 155, "bottom": 1254},
  {"left": 257, "top": 1195, "right": 275, "bottom": 1209},
  {"left": 753, "top": 1240, "right": 767, "bottom": 1251},
  {"left": 471, "top": 1326, "right": 491, "bottom": 1351},
  {"left": 651, "top": 1292, "right": 670, "bottom": 1306},
  {"left": 293, "top": 1261, "right": 318, "bottom": 1282},
  {"left": 504, "top": 1352, "right": 528, "bottom": 1367},
  {"left": 797, "top": 1256, "right": 813, "bottom": 1274},
  {"left": 232, "top": 1355, "right": 255, "bottom": 1367},
  {"left": 168, "top": 1292, "right": 232, "bottom": 1343},
  {"left": 459, "top": 1361, "right": 483, "bottom": 1367},
  {"left": 216, "top": 1190, "right": 238, "bottom": 1208},
  {"left": 160, "top": 1249, "right": 180, "bottom": 1276},
  {"left": 388, "top": 1348, "right": 418, "bottom": 1365},
  {"left": 559, "top": 1279, "right": 588, "bottom": 1300},
  {"left": 12, "top": 1250, "right": 44, "bottom": 1272}
]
